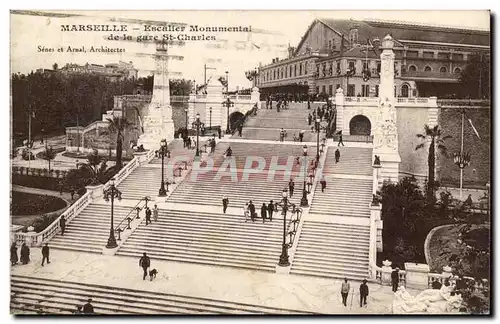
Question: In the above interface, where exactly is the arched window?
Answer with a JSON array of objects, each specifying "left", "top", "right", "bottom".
[
  {"left": 401, "top": 84, "right": 409, "bottom": 97},
  {"left": 440, "top": 66, "right": 448, "bottom": 73},
  {"left": 290, "top": 65, "right": 293, "bottom": 77},
  {"left": 294, "top": 65, "right": 297, "bottom": 76},
  {"left": 299, "top": 64, "right": 302, "bottom": 75},
  {"left": 454, "top": 67, "right": 462, "bottom": 73},
  {"left": 409, "top": 65, "right": 417, "bottom": 72},
  {"left": 424, "top": 66, "right": 432, "bottom": 72}
]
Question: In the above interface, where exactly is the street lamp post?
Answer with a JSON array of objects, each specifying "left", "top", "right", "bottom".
[
  {"left": 158, "top": 139, "right": 169, "bottom": 197},
  {"left": 224, "top": 71, "right": 232, "bottom": 134},
  {"left": 184, "top": 108, "right": 188, "bottom": 129},
  {"left": 313, "top": 117, "right": 327, "bottom": 162},
  {"left": 209, "top": 107, "right": 212, "bottom": 129},
  {"left": 300, "top": 145, "right": 309, "bottom": 207},
  {"left": 103, "top": 178, "right": 122, "bottom": 249},
  {"left": 192, "top": 113, "right": 204, "bottom": 157},
  {"left": 278, "top": 188, "right": 291, "bottom": 267},
  {"left": 453, "top": 152, "right": 471, "bottom": 201}
]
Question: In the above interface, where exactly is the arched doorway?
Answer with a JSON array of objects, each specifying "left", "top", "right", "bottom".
[
  {"left": 349, "top": 115, "right": 371, "bottom": 136},
  {"left": 401, "top": 84, "right": 409, "bottom": 97},
  {"left": 229, "top": 111, "right": 245, "bottom": 132}
]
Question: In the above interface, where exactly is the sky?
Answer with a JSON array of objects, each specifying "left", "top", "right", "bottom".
[{"left": 10, "top": 10, "right": 490, "bottom": 90}]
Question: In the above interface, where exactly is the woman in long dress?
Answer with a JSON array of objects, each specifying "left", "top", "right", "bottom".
[
  {"left": 10, "top": 242, "right": 18, "bottom": 266},
  {"left": 20, "top": 243, "right": 30, "bottom": 264}
]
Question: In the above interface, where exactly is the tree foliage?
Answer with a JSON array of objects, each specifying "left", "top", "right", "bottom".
[
  {"left": 415, "top": 125, "right": 451, "bottom": 203},
  {"left": 459, "top": 53, "right": 490, "bottom": 99},
  {"left": 106, "top": 116, "right": 134, "bottom": 170}
]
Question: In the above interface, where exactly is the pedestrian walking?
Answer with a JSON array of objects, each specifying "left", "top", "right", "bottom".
[
  {"left": 217, "top": 127, "right": 222, "bottom": 139},
  {"left": 10, "top": 242, "right": 18, "bottom": 266},
  {"left": 238, "top": 124, "right": 243, "bottom": 137},
  {"left": 267, "top": 200, "right": 274, "bottom": 221},
  {"left": 210, "top": 138, "right": 216, "bottom": 153},
  {"left": 288, "top": 179, "right": 295, "bottom": 197},
  {"left": 82, "top": 298, "right": 95, "bottom": 314},
  {"left": 279, "top": 128, "right": 287, "bottom": 142},
  {"left": 139, "top": 252, "right": 151, "bottom": 280},
  {"left": 59, "top": 215, "right": 66, "bottom": 235},
  {"left": 152, "top": 205, "right": 159, "bottom": 222},
  {"left": 70, "top": 189, "right": 75, "bottom": 200},
  {"left": 308, "top": 113, "right": 312, "bottom": 126},
  {"left": 307, "top": 99, "right": 311, "bottom": 110},
  {"left": 359, "top": 279, "right": 369, "bottom": 307},
  {"left": 391, "top": 268, "right": 400, "bottom": 292},
  {"left": 191, "top": 137, "right": 197, "bottom": 150},
  {"left": 320, "top": 174, "right": 327, "bottom": 193},
  {"left": 41, "top": 243, "right": 50, "bottom": 266},
  {"left": 248, "top": 201, "right": 256, "bottom": 222},
  {"left": 261, "top": 203, "right": 267, "bottom": 223},
  {"left": 335, "top": 149, "right": 341, "bottom": 164},
  {"left": 299, "top": 130, "right": 305, "bottom": 142},
  {"left": 341, "top": 278, "right": 350, "bottom": 307},
  {"left": 243, "top": 203, "right": 250, "bottom": 222},
  {"left": 222, "top": 196, "right": 229, "bottom": 214},
  {"left": 145, "top": 207, "right": 152, "bottom": 225},
  {"left": 338, "top": 130, "right": 345, "bottom": 146},
  {"left": 20, "top": 243, "right": 30, "bottom": 265}
]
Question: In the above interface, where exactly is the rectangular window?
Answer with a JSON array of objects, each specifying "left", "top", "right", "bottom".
[
  {"left": 304, "top": 63, "right": 308, "bottom": 75},
  {"left": 363, "top": 62, "right": 369, "bottom": 71},
  {"left": 423, "top": 51, "right": 434, "bottom": 59},
  {"left": 377, "top": 63, "right": 381, "bottom": 73},
  {"left": 362, "top": 85, "right": 369, "bottom": 97},
  {"left": 438, "top": 52, "right": 449, "bottom": 60},
  {"left": 329, "top": 85, "right": 333, "bottom": 95},
  {"left": 322, "top": 85, "right": 326, "bottom": 94},
  {"left": 316, "top": 86, "right": 320, "bottom": 94},
  {"left": 329, "top": 40, "right": 332, "bottom": 49},
  {"left": 375, "top": 85, "right": 379, "bottom": 97},
  {"left": 348, "top": 61, "right": 355, "bottom": 70},
  {"left": 407, "top": 51, "right": 419, "bottom": 58},
  {"left": 347, "top": 84, "right": 355, "bottom": 96}
]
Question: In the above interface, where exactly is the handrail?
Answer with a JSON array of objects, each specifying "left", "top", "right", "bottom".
[
  {"left": 114, "top": 196, "right": 149, "bottom": 233},
  {"left": 103, "top": 156, "right": 139, "bottom": 191}
]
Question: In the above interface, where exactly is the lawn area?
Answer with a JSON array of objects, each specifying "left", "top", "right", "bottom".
[
  {"left": 427, "top": 224, "right": 489, "bottom": 274},
  {"left": 11, "top": 191, "right": 68, "bottom": 216}
]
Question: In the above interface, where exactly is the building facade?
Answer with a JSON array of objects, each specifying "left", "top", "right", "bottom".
[
  {"left": 59, "top": 60, "right": 138, "bottom": 80},
  {"left": 255, "top": 18, "right": 489, "bottom": 98}
]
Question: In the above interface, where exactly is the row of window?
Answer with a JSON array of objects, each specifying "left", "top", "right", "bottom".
[
  {"left": 407, "top": 65, "right": 462, "bottom": 73},
  {"left": 262, "top": 62, "right": 309, "bottom": 82},
  {"left": 315, "top": 84, "right": 416, "bottom": 98},
  {"left": 316, "top": 60, "right": 383, "bottom": 77}
]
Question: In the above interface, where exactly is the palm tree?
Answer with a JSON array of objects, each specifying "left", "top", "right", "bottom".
[
  {"left": 107, "top": 116, "right": 133, "bottom": 170},
  {"left": 415, "top": 125, "right": 451, "bottom": 202},
  {"left": 76, "top": 149, "right": 115, "bottom": 186}
]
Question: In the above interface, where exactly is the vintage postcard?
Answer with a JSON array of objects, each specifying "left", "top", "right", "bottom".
[{"left": 9, "top": 9, "right": 491, "bottom": 315}]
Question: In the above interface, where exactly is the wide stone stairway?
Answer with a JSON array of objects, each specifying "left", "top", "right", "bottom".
[
  {"left": 290, "top": 222, "right": 370, "bottom": 280},
  {"left": 290, "top": 146, "right": 374, "bottom": 280},
  {"left": 236, "top": 102, "right": 323, "bottom": 141},
  {"left": 48, "top": 204, "right": 134, "bottom": 254},
  {"left": 116, "top": 209, "right": 283, "bottom": 271},
  {"left": 11, "top": 275, "right": 311, "bottom": 314}
]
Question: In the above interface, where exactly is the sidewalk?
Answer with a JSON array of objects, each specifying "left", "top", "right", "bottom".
[{"left": 9, "top": 249, "right": 422, "bottom": 314}]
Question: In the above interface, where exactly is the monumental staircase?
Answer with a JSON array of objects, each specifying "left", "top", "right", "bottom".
[
  {"left": 290, "top": 146, "right": 374, "bottom": 280},
  {"left": 237, "top": 102, "right": 322, "bottom": 141},
  {"left": 116, "top": 209, "right": 283, "bottom": 271},
  {"left": 11, "top": 275, "right": 311, "bottom": 314}
]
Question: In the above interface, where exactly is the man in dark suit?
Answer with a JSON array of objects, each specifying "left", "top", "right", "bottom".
[
  {"left": 391, "top": 268, "right": 400, "bottom": 292},
  {"left": 41, "top": 243, "right": 50, "bottom": 266},
  {"left": 359, "top": 279, "right": 369, "bottom": 307},
  {"left": 288, "top": 179, "right": 295, "bottom": 197},
  {"left": 248, "top": 201, "right": 256, "bottom": 222},
  {"left": 260, "top": 203, "right": 267, "bottom": 223},
  {"left": 222, "top": 196, "right": 229, "bottom": 214},
  {"left": 139, "top": 252, "right": 151, "bottom": 280},
  {"left": 267, "top": 200, "right": 274, "bottom": 221}
]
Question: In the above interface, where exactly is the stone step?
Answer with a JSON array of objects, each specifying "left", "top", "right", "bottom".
[
  {"left": 290, "top": 267, "right": 368, "bottom": 281},
  {"left": 11, "top": 275, "right": 309, "bottom": 314}
]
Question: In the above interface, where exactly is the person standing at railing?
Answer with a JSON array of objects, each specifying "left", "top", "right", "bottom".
[
  {"left": 359, "top": 279, "right": 369, "bottom": 307},
  {"left": 59, "top": 215, "right": 66, "bottom": 236},
  {"left": 341, "top": 278, "right": 350, "bottom": 307},
  {"left": 392, "top": 268, "right": 400, "bottom": 292},
  {"left": 152, "top": 205, "right": 159, "bottom": 222}
]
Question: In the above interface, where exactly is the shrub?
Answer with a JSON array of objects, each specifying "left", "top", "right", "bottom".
[
  {"left": 31, "top": 214, "right": 60, "bottom": 233},
  {"left": 11, "top": 191, "right": 67, "bottom": 215}
]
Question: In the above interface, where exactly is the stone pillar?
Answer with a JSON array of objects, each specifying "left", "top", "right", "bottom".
[
  {"left": 138, "top": 41, "right": 175, "bottom": 149},
  {"left": 373, "top": 34, "right": 401, "bottom": 183},
  {"left": 335, "top": 88, "right": 345, "bottom": 133},
  {"left": 404, "top": 263, "right": 430, "bottom": 289},
  {"left": 372, "top": 162, "right": 382, "bottom": 194},
  {"left": 25, "top": 226, "right": 36, "bottom": 247},
  {"left": 369, "top": 203, "right": 382, "bottom": 278},
  {"left": 188, "top": 93, "right": 196, "bottom": 129},
  {"left": 381, "top": 260, "right": 393, "bottom": 285},
  {"left": 206, "top": 79, "right": 224, "bottom": 129}
]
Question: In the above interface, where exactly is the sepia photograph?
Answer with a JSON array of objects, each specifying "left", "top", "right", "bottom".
[{"left": 9, "top": 9, "right": 491, "bottom": 316}]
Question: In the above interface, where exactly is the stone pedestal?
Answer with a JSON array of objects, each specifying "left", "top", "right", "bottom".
[
  {"left": 85, "top": 184, "right": 104, "bottom": 202},
  {"left": 251, "top": 87, "right": 261, "bottom": 109},
  {"left": 404, "top": 263, "right": 430, "bottom": 289},
  {"left": 25, "top": 226, "right": 36, "bottom": 247},
  {"left": 334, "top": 88, "right": 345, "bottom": 132},
  {"left": 381, "top": 260, "right": 393, "bottom": 285}
]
